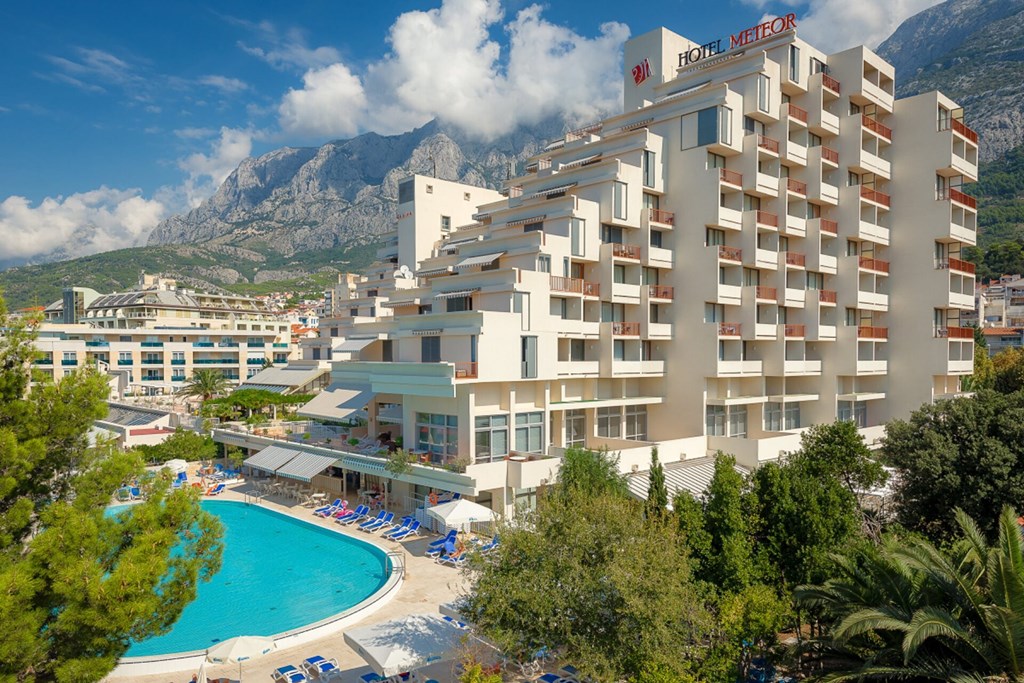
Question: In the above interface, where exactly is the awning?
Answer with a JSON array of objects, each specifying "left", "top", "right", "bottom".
[
  {"left": 627, "top": 457, "right": 747, "bottom": 507},
  {"left": 620, "top": 117, "right": 654, "bottom": 131},
  {"left": 297, "top": 383, "right": 375, "bottom": 422},
  {"left": 531, "top": 182, "right": 578, "bottom": 198},
  {"left": 454, "top": 252, "right": 504, "bottom": 270},
  {"left": 559, "top": 154, "right": 601, "bottom": 169},
  {"left": 340, "top": 454, "right": 388, "bottom": 475},
  {"left": 344, "top": 614, "right": 465, "bottom": 677},
  {"left": 411, "top": 328, "right": 443, "bottom": 336},
  {"left": 416, "top": 266, "right": 452, "bottom": 277},
  {"left": 275, "top": 452, "right": 339, "bottom": 483},
  {"left": 332, "top": 338, "right": 377, "bottom": 353},
  {"left": 381, "top": 298, "right": 420, "bottom": 308},
  {"left": 434, "top": 288, "right": 480, "bottom": 300},
  {"left": 438, "top": 236, "right": 481, "bottom": 252},
  {"left": 377, "top": 405, "right": 404, "bottom": 423},
  {"left": 244, "top": 444, "right": 304, "bottom": 475},
  {"left": 505, "top": 215, "right": 545, "bottom": 227}
]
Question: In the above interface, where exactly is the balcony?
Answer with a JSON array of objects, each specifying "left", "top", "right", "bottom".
[
  {"left": 753, "top": 210, "right": 778, "bottom": 229},
  {"left": 821, "top": 146, "right": 839, "bottom": 166},
  {"left": 784, "top": 213, "right": 807, "bottom": 237},
  {"left": 715, "top": 359, "right": 763, "bottom": 377},
  {"left": 859, "top": 256, "right": 890, "bottom": 274},
  {"left": 34, "top": 358, "right": 53, "bottom": 365},
  {"left": 718, "top": 322, "right": 742, "bottom": 337},
  {"left": 937, "top": 257, "right": 976, "bottom": 276},
  {"left": 784, "top": 359, "right": 822, "bottom": 374},
  {"left": 784, "top": 251, "right": 806, "bottom": 268},
  {"left": 935, "top": 326, "right": 974, "bottom": 340},
  {"left": 786, "top": 178, "right": 807, "bottom": 196},
  {"left": 720, "top": 168, "right": 743, "bottom": 188},
  {"left": 557, "top": 360, "right": 600, "bottom": 376},
  {"left": 117, "top": 359, "right": 133, "bottom": 366},
  {"left": 141, "top": 341, "right": 164, "bottom": 348},
  {"left": 818, "top": 289, "right": 837, "bottom": 304},
  {"left": 819, "top": 218, "right": 838, "bottom": 235},
  {"left": 648, "top": 284, "right": 674, "bottom": 300},
  {"left": 247, "top": 358, "right": 266, "bottom": 365},
  {"left": 860, "top": 186, "right": 891, "bottom": 208},
  {"left": 220, "top": 341, "right": 240, "bottom": 347},
  {"left": 611, "top": 243, "right": 641, "bottom": 260},
  {"left": 193, "top": 342, "right": 215, "bottom": 348},
  {"left": 718, "top": 245, "right": 743, "bottom": 263},
  {"left": 858, "top": 326, "right": 888, "bottom": 340},
  {"left": 61, "top": 359, "right": 78, "bottom": 366},
  {"left": 171, "top": 359, "right": 186, "bottom": 366},
  {"left": 940, "top": 188, "right": 977, "bottom": 211},
  {"left": 757, "top": 135, "right": 780, "bottom": 155},
  {"left": 784, "top": 324, "right": 805, "bottom": 338},
  {"left": 453, "top": 362, "right": 478, "bottom": 379},
  {"left": 645, "top": 245, "right": 674, "bottom": 268},
  {"left": 193, "top": 358, "right": 236, "bottom": 365},
  {"left": 647, "top": 208, "right": 675, "bottom": 226},
  {"left": 950, "top": 119, "right": 979, "bottom": 145},
  {"left": 273, "top": 343, "right": 290, "bottom": 348},
  {"left": 821, "top": 73, "right": 841, "bottom": 95},
  {"left": 141, "top": 359, "right": 163, "bottom": 365},
  {"left": 611, "top": 282, "right": 642, "bottom": 302},
  {"left": 550, "top": 275, "right": 600, "bottom": 297},
  {"left": 787, "top": 103, "right": 808, "bottom": 124},
  {"left": 611, "top": 321, "right": 640, "bottom": 336},
  {"left": 85, "top": 341, "right": 109, "bottom": 347},
  {"left": 857, "top": 290, "right": 889, "bottom": 310},
  {"left": 809, "top": 105, "right": 840, "bottom": 136},
  {"left": 247, "top": 342, "right": 266, "bottom": 348},
  {"left": 861, "top": 115, "right": 892, "bottom": 142},
  {"left": 755, "top": 286, "right": 777, "bottom": 302}
]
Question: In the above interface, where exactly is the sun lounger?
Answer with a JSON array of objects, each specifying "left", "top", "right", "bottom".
[
  {"left": 313, "top": 498, "right": 342, "bottom": 516},
  {"left": 442, "top": 614, "right": 467, "bottom": 629},
  {"left": 381, "top": 517, "right": 411, "bottom": 537},
  {"left": 302, "top": 655, "right": 341, "bottom": 680},
  {"left": 477, "top": 534, "right": 500, "bottom": 553},
  {"left": 336, "top": 504, "right": 368, "bottom": 524},
  {"left": 272, "top": 664, "right": 309, "bottom": 683},
  {"left": 427, "top": 530, "right": 456, "bottom": 551},
  {"left": 355, "top": 510, "right": 387, "bottom": 530},
  {"left": 386, "top": 520, "right": 420, "bottom": 541},
  {"left": 535, "top": 674, "right": 569, "bottom": 683},
  {"left": 360, "top": 511, "right": 394, "bottom": 533},
  {"left": 205, "top": 483, "right": 225, "bottom": 496},
  {"left": 359, "top": 672, "right": 384, "bottom": 683}
]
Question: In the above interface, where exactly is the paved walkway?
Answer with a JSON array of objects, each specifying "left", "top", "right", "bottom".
[{"left": 106, "top": 480, "right": 475, "bottom": 683}]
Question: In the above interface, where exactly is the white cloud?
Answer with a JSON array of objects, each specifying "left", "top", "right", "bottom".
[
  {"left": 198, "top": 75, "right": 250, "bottom": 94},
  {"left": 0, "top": 187, "right": 167, "bottom": 261},
  {"left": 178, "top": 127, "right": 253, "bottom": 206},
  {"left": 278, "top": 63, "right": 367, "bottom": 138},
  {"left": 236, "top": 20, "right": 342, "bottom": 71}
]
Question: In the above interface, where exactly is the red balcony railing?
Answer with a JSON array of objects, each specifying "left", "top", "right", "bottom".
[
  {"left": 718, "top": 322, "right": 742, "bottom": 336},
  {"left": 757, "top": 135, "right": 780, "bottom": 154},
  {"left": 454, "top": 362, "right": 478, "bottom": 378},
  {"left": 862, "top": 115, "right": 892, "bottom": 141},
  {"left": 720, "top": 168, "right": 743, "bottom": 187},
  {"left": 785, "top": 252, "right": 806, "bottom": 267},
  {"left": 550, "top": 275, "right": 600, "bottom": 297},
  {"left": 818, "top": 289, "right": 837, "bottom": 303},
  {"left": 945, "top": 257, "right": 976, "bottom": 275},
  {"left": 821, "top": 146, "right": 839, "bottom": 164},
  {"left": 819, "top": 218, "right": 838, "bottom": 234},
  {"left": 784, "top": 324, "right": 806, "bottom": 337},
  {"left": 858, "top": 326, "right": 888, "bottom": 339},
  {"left": 860, "top": 186, "right": 891, "bottom": 208},
  {"left": 951, "top": 119, "right": 978, "bottom": 144},
  {"left": 859, "top": 256, "right": 890, "bottom": 273},
  {"left": 647, "top": 208, "right": 675, "bottom": 225},
  {"left": 821, "top": 73, "right": 841, "bottom": 94},
  {"left": 787, "top": 103, "right": 808, "bottom": 123},
  {"left": 935, "top": 326, "right": 974, "bottom": 340},
  {"left": 946, "top": 188, "right": 977, "bottom": 210},
  {"left": 755, "top": 286, "right": 777, "bottom": 300},
  {"left": 756, "top": 210, "right": 779, "bottom": 227},
  {"left": 718, "top": 245, "right": 743, "bottom": 262},
  {"left": 787, "top": 178, "right": 807, "bottom": 195},
  {"left": 648, "top": 285, "right": 674, "bottom": 300},
  {"left": 611, "top": 243, "right": 641, "bottom": 260},
  {"left": 612, "top": 321, "right": 640, "bottom": 336}
]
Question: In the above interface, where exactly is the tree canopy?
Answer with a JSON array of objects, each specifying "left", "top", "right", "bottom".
[
  {"left": 178, "top": 368, "right": 230, "bottom": 402},
  {"left": 133, "top": 428, "right": 217, "bottom": 465}
]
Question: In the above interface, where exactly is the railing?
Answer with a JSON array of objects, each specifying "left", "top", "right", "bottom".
[
  {"left": 718, "top": 322, "right": 741, "bottom": 336},
  {"left": 860, "top": 186, "right": 891, "bottom": 207},
  {"left": 757, "top": 135, "right": 780, "bottom": 154},
  {"left": 550, "top": 275, "right": 600, "bottom": 296},
  {"left": 786, "top": 178, "right": 807, "bottom": 195},
  {"left": 454, "top": 362, "right": 478, "bottom": 378},
  {"left": 821, "top": 73, "right": 841, "bottom": 94},
  {"left": 612, "top": 243, "right": 641, "bottom": 259},
  {"left": 756, "top": 210, "right": 779, "bottom": 227},
  {"left": 950, "top": 119, "right": 978, "bottom": 144},
  {"left": 219, "top": 342, "right": 240, "bottom": 347},
  {"left": 507, "top": 185, "right": 523, "bottom": 198},
  {"left": 784, "top": 324, "right": 806, "bottom": 337},
  {"left": 718, "top": 245, "right": 743, "bottom": 261},
  {"left": 141, "top": 359, "right": 163, "bottom": 365},
  {"left": 273, "top": 343, "right": 289, "bottom": 348},
  {"left": 944, "top": 188, "right": 977, "bottom": 210},
  {"left": 247, "top": 358, "right": 266, "bottom": 365},
  {"left": 537, "top": 158, "right": 552, "bottom": 171},
  {"left": 193, "top": 342, "right": 214, "bottom": 348},
  {"left": 647, "top": 207, "right": 675, "bottom": 225},
  {"left": 821, "top": 146, "right": 839, "bottom": 164},
  {"left": 117, "top": 359, "right": 133, "bottom": 366},
  {"left": 720, "top": 168, "right": 743, "bottom": 186},
  {"left": 648, "top": 285, "right": 674, "bottom": 299},
  {"left": 34, "top": 358, "right": 53, "bottom": 365},
  {"left": 937, "top": 257, "right": 976, "bottom": 275},
  {"left": 61, "top": 359, "right": 78, "bottom": 366},
  {"left": 858, "top": 326, "right": 888, "bottom": 339},
  {"left": 755, "top": 286, "right": 777, "bottom": 300},
  {"left": 862, "top": 115, "right": 892, "bottom": 141},
  {"left": 859, "top": 256, "right": 890, "bottom": 273},
  {"left": 247, "top": 342, "right": 266, "bottom": 348},
  {"left": 818, "top": 289, "right": 837, "bottom": 303},
  {"left": 935, "top": 326, "right": 974, "bottom": 339},
  {"left": 612, "top": 322, "right": 640, "bottom": 336},
  {"left": 787, "top": 103, "right": 808, "bottom": 123},
  {"left": 785, "top": 252, "right": 806, "bottom": 267},
  {"left": 819, "top": 218, "right": 838, "bottom": 234},
  {"left": 171, "top": 359, "right": 186, "bottom": 365},
  {"left": 141, "top": 341, "right": 164, "bottom": 347},
  {"left": 85, "top": 341, "right": 109, "bottom": 347}
]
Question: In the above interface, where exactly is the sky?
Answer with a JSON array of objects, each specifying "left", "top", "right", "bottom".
[{"left": 0, "top": 0, "right": 942, "bottom": 265}]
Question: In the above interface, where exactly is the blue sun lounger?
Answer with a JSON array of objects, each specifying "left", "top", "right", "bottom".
[
  {"left": 427, "top": 530, "right": 457, "bottom": 555},
  {"left": 355, "top": 510, "right": 387, "bottom": 531},
  {"left": 302, "top": 655, "right": 341, "bottom": 680},
  {"left": 313, "top": 498, "right": 342, "bottom": 516},
  {"left": 360, "top": 511, "right": 394, "bottom": 533},
  {"left": 386, "top": 519, "right": 420, "bottom": 541},
  {"left": 337, "top": 505, "right": 370, "bottom": 525},
  {"left": 272, "top": 664, "right": 308, "bottom": 683}
]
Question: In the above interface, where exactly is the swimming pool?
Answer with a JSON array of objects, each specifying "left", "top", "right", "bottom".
[{"left": 117, "top": 500, "right": 391, "bottom": 656}]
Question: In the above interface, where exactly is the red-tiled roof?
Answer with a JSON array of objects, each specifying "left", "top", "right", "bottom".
[
  {"left": 128, "top": 427, "right": 175, "bottom": 436},
  {"left": 983, "top": 328, "right": 1023, "bottom": 335}
]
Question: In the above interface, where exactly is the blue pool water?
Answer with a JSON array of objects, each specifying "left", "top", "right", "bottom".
[{"left": 116, "top": 501, "right": 390, "bottom": 656}]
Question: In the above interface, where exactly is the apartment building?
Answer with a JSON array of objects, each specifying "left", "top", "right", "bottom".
[{"left": 219, "top": 19, "right": 979, "bottom": 514}]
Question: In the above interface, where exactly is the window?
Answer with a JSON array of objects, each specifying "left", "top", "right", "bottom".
[
  {"left": 521, "top": 335, "right": 538, "bottom": 378},
  {"left": 536, "top": 255, "right": 551, "bottom": 273},
  {"left": 613, "top": 182, "right": 628, "bottom": 220},
  {"left": 743, "top": 268, "right": 760, "bottom": 286},
  {"left": 706, "top": 228, "right": 725, "bottom": 246},
  {"left": 758, "top": 74, "right": 771, "bottom": 113},
  {"left": 421, "top": 336, "right": 441, "bottom": 362},
  {"left": 810, "top": 57, "right": 827, "bottom": 75},
  {"left": 514, "top": 292, "right": 530, "bottom": 329},
  {"left": 743, "top": 194, "right": 761, "bottom": 211},
  {"left": 118, "top": 351, "right": 132, "bottom": 362},
  {"left": 806, "top": 271, "right": 824, "bottom": 289},
  {"left": 418, "top": 304, "right": 433, "bottom": 315},
  {"left": 515, "top": 412, "right": 544, "bottom": 453},
  {"left": 846, "top": 240, "right": 859, "bottom": 256},
  {"left": 848, "top": 171, "right": 861, "bottom": 187},
  {"left": 557, "top": 297, "right": 568, "bottom": 320},
  {"left": 382, "top": 339, "right": 393, "bottom": 362},
  {"left": 789, "top": 45, "right": 800, "bottom": 81},
  {"left": 704, "top": 303, "right": 725, "bottom": 323},
  {"left": 850, "top": 102, "right": 861, "bottom": 115},
  {"left": 729, "top": 405, "right": 748, "bottom": 438},
  {"left": 417, "top": 413, "right": 458, "bottom": 455},
  {"left": 706, "top": 405, "right": 726, "bottom": 435},
  {"left": 446, "top": 296, "right": 473, "bottom": 313},
  {"left": 524, "top": 221, "right": 544, "bottom": 233},
  {"left": 613, "top": 265, "right": 626, "bottom": 283},
  {"left": 440, "top": 216, "right": 451, "bottom": 232},
  {"left": 425, "top": 184, "right": 434, "bottom": 194},
  {"left": 838, "top": 401, "right": 867, "bottom": 428},
  {"left": 625, "top": 406, "right": 648, "bottom": 440},
  {"left": 613, "top": 340, "right": 625, "bottom": 361},
  {"left": 846, "top": 308, "right": 858, "bottom": 326},
  {"left": 641, "top": 340, "right": 653, "bottom": 360},
  {"left": 643, "top": 150, "right": 656, "bottom": 187},
  {"left": 937, "top": 106, "right": 951, "bottom": 131},
  {"left": 696, "top": 107, "right": 717, "bottom": 146},
  {"left": 707, "top": 152, "right": 725, "bottom": 169},
  {"left": 464, "top": 192, "right": 471, "bottom": 201},
  {"left": 808, "top": 132, "right": 821, "bottom": 148},
  {"left": 643, "top": 192, "right": 660, "bottom": 210},
  {"left": 601, "top": 224, "right": 623, "bottom": 244},
  {"left": 650, "top": 230, "right": 663, "bottom": 248},
  {"left": 642, "top": 267, "right": 659, "bottom": 285},
  {"left": 784, "top": 402, "right": 801, "bottom": 430},
  {"left": 806, "top": 203, "right": 821, "bottom": 219},
  {"left": 570, "top": 218, "right": 585, "bottom": 257},
  {"left": 62, "top": 352, "right": 76, "bottom": 362},
  {"left": 474, "top": 415, "right": 508, "bottom": 463},
  {"left": 569, "top": 338, "right": 585, "bottom": 361},
  {"left": 565, "top": 409, "right": 586, "bottom": 447},
  {"left": 597, "top": 407, "right": 621, "bottom": 438},
  {"left": 743, "top": 116, "right": 765, "bottom": 136},
  {"left": 398, "top": 179, "right": 415, "bottom": 204},
  {"left": 719, "top": 106, "right": 733, "bottom": 145},
  {"left": 764, "top": 402, "right": 783, "bottom": 431}
]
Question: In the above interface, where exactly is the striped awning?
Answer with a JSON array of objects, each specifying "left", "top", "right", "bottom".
[
  {"left": 454, "top": 252, "right": 503, "bottom": 270},
  {"left": 340, "top": 455, "right": 388, "bottom": 475},
  {"left": 411, "top": 328, "right": 443, "bottom": 336},
  {"left": 620, "top": 117, "right": 654, "bottom": 131},
  {"left": 333, "top": 338, "right": 376, "bottom": 352},
  {"left": 244, "top": 444, "right": 304, "bottom": 475},
  {"left": 505, "top": 215, "right": 545, "bottom": 227},
  {"left": 559, "top": 154, "right": 601, "bottom": 169},
  {"left": 381, "top": 298, "right": 420, "bottom": 308},
  {"left": 275, "top": 452, "right": 339, "bottom": 483},
  {"left": 297, "top": 383, "right": 375, "bottom": 422},
  {"left": 627, "top": 457, "right": 748, "bottom": 507},
  {"left": 531, "top": 182, "right": 577, "bottom": 198},
  {"left": 439, "top": 236, "right": 481, "bottom": 253},
  {"left": 434, "top": 288, "right": 480, "bottom": 300},
  {"left": 416, "top": 266, "right": 452, "bottom": 277}
]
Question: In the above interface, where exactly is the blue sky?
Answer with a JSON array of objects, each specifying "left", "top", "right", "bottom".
[{"left": 0, "top": 0, "right": 940, "bottom": 264}]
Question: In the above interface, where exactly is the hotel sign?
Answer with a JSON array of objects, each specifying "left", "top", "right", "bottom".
[{"left": 679, "top": 13, "right": 797, "bottom": 68}]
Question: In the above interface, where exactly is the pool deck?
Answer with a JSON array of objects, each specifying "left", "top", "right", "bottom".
[{"left": 104, "top": 481, "right": 479, "bottom": 683}]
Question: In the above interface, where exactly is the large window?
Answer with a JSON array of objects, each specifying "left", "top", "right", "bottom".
[
  {"left": 706, "top": 405, "right": 726, "bottom": 436},
  {"left": 601, "top": 224, "right": 623, "bottom": 244},
  {"left": 642, "top": 150, "right": 656, "bottom": 188},
  {"left": 474, "top": 415, "right": 508, "bottom": 463},
  {"left": 597, "top": 406, "right": 621, "bottom": 438},
  {"left": 789, "top": 45, "right": 800, "bottom": 81},
  {"left": 758, "top": 74, "right": 771, "bottom": 113},
  {"left": 625, "top": 406, "right": 648, "bottom": 441},
  {"left": 784, "top": 403, "right": 800, "bottom": 430},
  {"left": 521, "top": 336, "right": 538, "bottom": 379},
  {"left": 570, "top": 218, "right": 585, "bottom": 257},
  {"left": 446, "top": 296, "right": 473, "bottom": 313},
  {"left": 515, "top": 412, "right": 544, "bottom": 453},
  {"left": 416, "top": 413, "right": 458, "bottom": 455},
  {"left": 838, "top": 401, "right": 868, "bottom": 428},
  {"left": 728, "top": 405, "right": 748, "bottom": 438},
  {"left": 420, "top": 336, "right": 441, "bottom": 363},
  {"left": 764, "top": 402, "right": 783, "bottom": 431},
  {"left": 565, "top": 409, "right": 586, "bottom": 447},
  {"left": 613, "top": 182, "right": 628, "bottom": 220}
]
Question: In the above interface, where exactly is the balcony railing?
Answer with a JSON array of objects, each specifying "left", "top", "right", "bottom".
[
  {"left": 787, "top": 103, "right": 808, "bottom": 123},
  {"left": 858, "top": 326, "right": 888, "bottom": 339},
  {"left": 756, "top": 210, "right": 779, "bottom": 227},
  {"left": 647, "top": 208, "right": 675, "bottom": 225},
  {"left": 61, "top": 359, "right": 78, "bottom": 366},
  {"left": 942, "top": 188, "right": 977, "bottom": 210},
  {"left": 755, "top": 286, "right": 777, "bottom": 300},
  {"left": 219, "top": 341, "right": 240, "bottom": 347},
  {"left": 862, "top": 115, "right": 892, "bottom": 141},
  {"left": 193, "top": 342, "right": 215, "bottom": 348},
  {"left": 720, "top": 168, "right": 743, "bottom": 187},
  {"left": 612, "top": 322, "right": 640, "bottom": 336},
  {"left": 784, "top": 324, "right": 806, "bottom": 337},
  {"left": 648, "top": 284, "right": 674, "bottom": 299},
  {"left": 171, "top": 359, "right": 186, "bottom": 366},
  {"left": 453, "top": 362, "right": 478, "bottom": 378},
  {"left": 818, "top": 289, "right": 837, "bottom": 303},
  {"left": 859, "top": 256, "right": 890, "bottom": 273},
  {"left": 117, "top": 359, "right": 133, "bottom": 366},
  {"left": 611, "top": 243, "right": 641, "bottom": 260},
  {"left": 718, "top": 322, "right": 741, "bottom": 336},
  {"left": 821, "top": 146, "right": 839, "bottom": 164},
  {"left": 718, "top": 245, "right": 743, "bottom": 262},
  {"left": 860, "top": 186, "right": 891, "bottom": 208},
  {"left": 550, "top": 275, "right": 600, "bottom": 297},
  {"left": 821, "top": 73, "right": 841, "bottom": 94},
  {"left": 937, "top": 257, "right": 976, "bottom": 275},
  {"left": 786, "top": 178, "right": 807, "bottom": 195},
  {"left": 247, "top": 358, "right": 266, "bottom": 365},
  {"left": 141, "top": 359, "right": 163, "bottom": 365},
  {"left": 950, "top": 119, "right": 978, "bottom": 144},
  {"left": 85, "top": 341, "right": 109, "bottom": 347},
  {"left": 141, "top": 341, "right": 164, "bottom": 348},
  {"left": 820, "top": 218, "right": 838, "bottom": 234},
  {"left": 785, "top": 252, "right": 806, "bottom": 267},
  {"left": 273, "top": 343, "right": 289, "bottom": 348},
  {"left": 757, "top": 135, "right": 780, "bottom": 154},
  {"left": 935, "top": 326, "right": 974, "bottom": 339}
]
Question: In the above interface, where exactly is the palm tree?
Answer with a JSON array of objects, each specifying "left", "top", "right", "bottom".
[
  {"left": 179, "top": 369, "right": 230, "bottom": 403},
  {"left": 795, "top": 506, "right": 1024, "bottom": 682}
]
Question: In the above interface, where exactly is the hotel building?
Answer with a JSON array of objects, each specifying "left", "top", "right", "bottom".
[{"left": 217, "top": 20, "right": 979, "bottom": 513}]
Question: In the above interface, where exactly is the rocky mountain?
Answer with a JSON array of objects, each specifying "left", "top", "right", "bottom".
[{"left": 877, "top": 0, "right": 1024, "bottom": 160}]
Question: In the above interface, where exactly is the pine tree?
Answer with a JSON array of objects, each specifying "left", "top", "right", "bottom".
[{"left": 646, "top": 447, "right": 668, "bottom": 518}]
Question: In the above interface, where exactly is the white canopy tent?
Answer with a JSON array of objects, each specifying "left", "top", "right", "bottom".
[
  {"left": 426, "top": 498, "right": 497, "bottom": 533},
  {"left": 164, "top": 459, "right": 188, "bottom": 475},
  {"left": 343, "top": 614, "right": 465, "bottom": 677}
]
